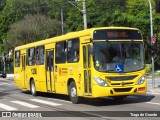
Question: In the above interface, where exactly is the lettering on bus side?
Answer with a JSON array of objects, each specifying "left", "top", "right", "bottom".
[
  {"left": 58, "top": 68, "right": 68, "bottom": 76},
  {"left": 62, "top": 68, "right": 68, "bottom": 76}
]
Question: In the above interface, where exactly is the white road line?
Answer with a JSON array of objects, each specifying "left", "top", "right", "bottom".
[
  {"left": 47, "top": 98, "right": 72, "bottom": 103},
  {"left": 11, "top": 101, "right": 39, "bottom": 108},
  {"left": 0, "top": 83, "right": 14, "bottom": 86},
  {"left": 0, "top": 103, "right": 17, "bottom": 111},
  {"left": 30, "top": 99, "right": 62, "bottom": 106},
  {"left": 0, "top": 83, "right": 8, "bottom": 85},
  {"left": 145, "top": 102, "right": 160, "bottom": 106}
]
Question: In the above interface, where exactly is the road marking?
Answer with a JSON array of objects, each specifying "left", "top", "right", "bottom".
[
  {"left": 11, "top": 101, "right": 39, "bottom": 108},
  {"left": 145, "top": 102, "right": 160, "bottom": 106},
  {"left": 0, "top": 103, "right": 17, "bottom": 111},
  {"left": 30, "top": 99, "right": 62, "bottom": 106},
  {"left": 0, "top": 83, "right": 9, "bottom": 86},
  {"left": 0, "top": 83, "right": 14, "bottom": 86},
  {"left": 47, "top": 98, "right": 72, "bottom": 103}
]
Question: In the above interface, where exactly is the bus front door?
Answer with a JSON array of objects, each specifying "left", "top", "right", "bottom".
[
  {"left": 46, "top": 49, "right": 55, "bottom": 92},
  {"left": 21, "top": 54, "right": 26, "bottom": 89},
  {"left": 83, "top": 44, "right": 92, "bottom": 96}
]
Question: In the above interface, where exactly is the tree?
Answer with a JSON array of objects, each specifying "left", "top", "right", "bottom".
[
  {"left": 4, "top": 14, "right": 61, "bottom": 48},
  {"left": 0, "top": 0, "right": 52, "bottom": 46},
  {"left": 0, "top": 0, "right": 6, "bottom": 10}
]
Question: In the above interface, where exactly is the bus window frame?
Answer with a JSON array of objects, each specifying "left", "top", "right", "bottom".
[
  {"left": 55, "top": 41, "right": 67, "bottom": 64},
  {"left": 27, "top": 47, "right": 36, "bottom": 66},
  {"left": 36, "top": 45, "right": 44, "bottom": 65},
  {"left": 15, "top": 50, "right": 20, "bottom": 67},
  {"left": 67, "top": 38, "right": 80, "bottom": 63}
]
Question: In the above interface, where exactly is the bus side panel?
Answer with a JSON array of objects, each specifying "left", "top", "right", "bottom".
[
  {"left": 14, "top": 67, "right": 22, "bottom": 88},
  {"left": 55, "top": 64, "right": 68, "bottom": 94},
  {"left": 67, "top": 63, "right": 84, "bottom": 96},
  {"left": 55, "top": 63, "right": 83, "bottom": 96},
  {"left": 37, "top": 65, "right": 47, "bottom": 92},
  {"left": 25, "top": 66, "right": 40, "bottom": 91}
]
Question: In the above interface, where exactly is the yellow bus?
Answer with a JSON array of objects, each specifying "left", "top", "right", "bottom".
[{"left": 14, "top": 27, "right": 146, "bottom": 103}]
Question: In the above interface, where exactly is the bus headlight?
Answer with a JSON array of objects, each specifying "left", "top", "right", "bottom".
[
  {"left": 136, "top": 75, "right": 146, "bottom": 85},
  {"left": 94, "top": 76, "right": 109, "bottom": 87}
]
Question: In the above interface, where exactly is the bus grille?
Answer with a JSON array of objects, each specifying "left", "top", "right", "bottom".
[
  {"left": 111, "top": 82, "right": 134, "bottom": 86},
  {"left": 113, "top": 88, "right": 132, "bottom": 92},
  {"left": 106, "top": 75, "right": 138, "bottom": 81}
]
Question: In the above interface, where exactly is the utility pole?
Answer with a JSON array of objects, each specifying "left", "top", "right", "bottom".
[
  {"left": 61, "top": 8, "right": 64, "bottom": 34},
  {"left": 2, "top": 53, "right": 5, "bottom": 74},
  {"left": 82, "top": 0, "right": 87, "bottom": 29},
  {"left": 68, "top": 0, "right": 87, "bottom": 30},
  {"left": 147, "top": 0, "right": 155, "bottom": 92}
]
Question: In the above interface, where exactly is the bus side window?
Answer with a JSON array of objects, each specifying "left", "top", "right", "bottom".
[
  {"left": 27, "top": 48, "right": 35, "bottom": 66},
  {"left": 36, "top": 46, "right": 44, "bottom": 65},
  {"left": 67, "top": 38, "right": 80, "bottom": 63},
  {"left": 15, "top": 51, "right": 20, "bottom": 67},
  {"left": 56, "top": 41, "right": 66, "bottom": 64}
]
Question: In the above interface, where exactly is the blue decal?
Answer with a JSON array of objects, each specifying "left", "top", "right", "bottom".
[{"left": 115, "top": 64, "right": 123, "bottom": 72}]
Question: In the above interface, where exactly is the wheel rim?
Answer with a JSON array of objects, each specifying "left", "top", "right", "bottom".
[
  {"left": 71, "top": 87, "right": 76, "bottom": 98},
  {"left": 31, "top": 82, "right": 35, "bottom": 94}
]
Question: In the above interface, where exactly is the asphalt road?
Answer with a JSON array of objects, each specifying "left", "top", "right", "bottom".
[{"left": 0, "top": 78, "right": 160, "bottom": 120}]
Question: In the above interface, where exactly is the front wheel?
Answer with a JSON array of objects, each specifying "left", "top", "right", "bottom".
[
  {"left": 30, "top": 80, "right": 37, "bottom": 96},
  {"left": 69, "top": 82, "right": 80, "bottom": 104}
]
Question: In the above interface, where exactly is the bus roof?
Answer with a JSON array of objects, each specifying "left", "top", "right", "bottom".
[{"left": 14, "top": 27, "right": 140, "bottom": 51}]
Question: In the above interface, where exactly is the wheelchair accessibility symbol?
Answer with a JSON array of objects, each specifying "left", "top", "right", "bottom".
[{"left": 115, "top": 64, "right": 123, "bottom": 72}]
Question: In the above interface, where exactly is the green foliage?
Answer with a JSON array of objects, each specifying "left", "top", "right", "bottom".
[
  {"left": 146, "top": 64, "right": 152, "bottom": 75},
  {"left": 4, "top": 14, "right": 61, "bottom": 48}
]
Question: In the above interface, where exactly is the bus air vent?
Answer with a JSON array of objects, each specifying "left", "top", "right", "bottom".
[
  {"left": 114, "top": 88, "right": 132, "bottom": 92},
  {"left": 106, "top": 75, "right": 138, "bottom": 81}
]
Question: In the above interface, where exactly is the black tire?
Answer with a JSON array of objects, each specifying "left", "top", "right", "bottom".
[
  {"left": 30, "top": 80, "right": 37, "bottom": 96},
  {"left": 69, "top": 82, "right": 80, "bottom": 104}
]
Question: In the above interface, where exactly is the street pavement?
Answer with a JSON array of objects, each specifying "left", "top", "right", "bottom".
[{"left": 3, "top": 74, "right": 160, "bottom": 94}]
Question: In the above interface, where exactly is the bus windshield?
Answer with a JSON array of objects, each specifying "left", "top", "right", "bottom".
[{"left": 93, "top": 42, "right": 144, "bottom": 73}]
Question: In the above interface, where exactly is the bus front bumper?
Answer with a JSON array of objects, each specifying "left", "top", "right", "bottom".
[{"left": 91, "top": 83, "right": 146, "bottom": 98}]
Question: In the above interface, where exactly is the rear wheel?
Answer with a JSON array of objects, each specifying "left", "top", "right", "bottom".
[
  {"left": 69, "top": 82, "right": 80, "bottom": 104},
  {"left": 30, "top": 80, "right": 37, "bottom": 96}
]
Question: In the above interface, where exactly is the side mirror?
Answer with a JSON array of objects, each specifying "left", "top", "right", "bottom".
[{"left": 88, "top": 45, "right": 94, "bottom": 56}]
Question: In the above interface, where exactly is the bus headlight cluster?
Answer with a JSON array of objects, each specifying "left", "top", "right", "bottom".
[
  {"left": 94, "top": 76, "right": 109, "bottom": 87},
  {"left": 136, "top": 75, "right": 146, "bottom": 85}
]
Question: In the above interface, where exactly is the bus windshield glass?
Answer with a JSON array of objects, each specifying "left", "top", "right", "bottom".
[
  {"left": 93, "top": 42, "right": 144, "bottom": 73},
  {"left": 93, "top": 29, "right": 142, "bottom": 40}
]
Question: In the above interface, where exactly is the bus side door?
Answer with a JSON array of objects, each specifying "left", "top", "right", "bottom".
[
  {"left": 83, "top": 44, "right": 92, "bottom": 95},
  {"left": 21, "top": 54, "right": 26, "bottom": 89},
  {"left": 46, "top": 49, "right": 55, "bottom": 92}
]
